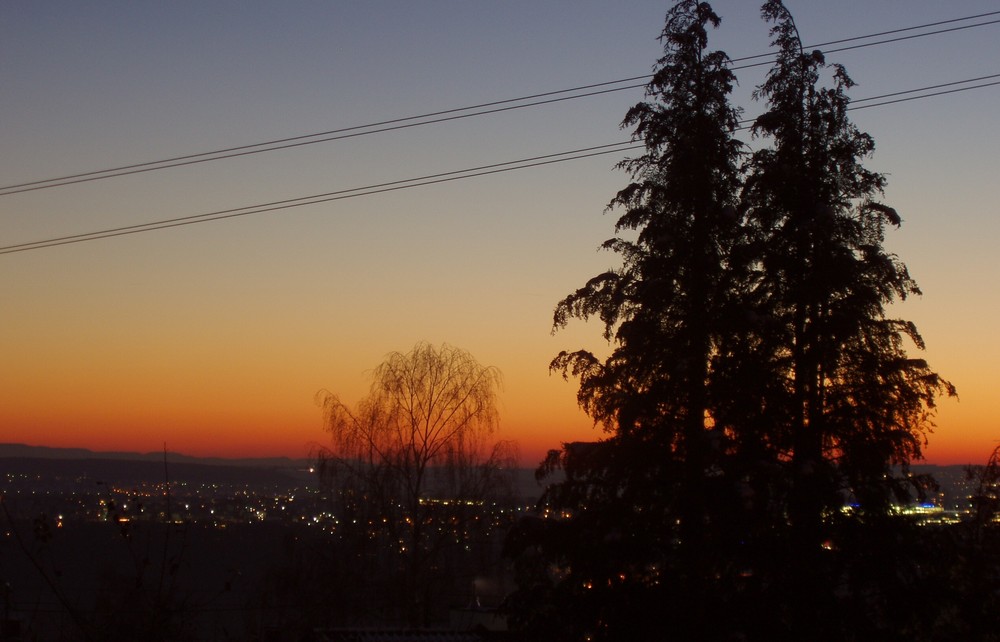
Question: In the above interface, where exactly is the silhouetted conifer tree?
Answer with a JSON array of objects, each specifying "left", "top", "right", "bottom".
[
  {"left": 506, "top": 2, "right": 956, "bottom": 640},
  {"left": 506, "top": 2, "right": 747, "bottom": 638},
  {"left": 740, "top": 1, "right": 954, "bottom": 635}
]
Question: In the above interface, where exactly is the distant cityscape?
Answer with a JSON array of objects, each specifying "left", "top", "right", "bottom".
[
  {"left": 0, "top": 443, "right": 983, "bottom": 529},
  {"left": 0, "top": 444, "right": 539, "bottom": 640},
  {"left": 0, "top": 444, "right": 543, "bottom": 533},
  {"left": 0, "top": 443, "right": 995, "bottom": 640}
]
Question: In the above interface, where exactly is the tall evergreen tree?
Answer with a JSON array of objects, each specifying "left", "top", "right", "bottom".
[
  {"left": 506, "top": 2, "right": 956, "bottom": 638},
  {"left": 739, "top": 0, "right": 955, "bottom": 634},
  {"left": 745, "top": 0, "right": 955, "bottom": 545},
  {"left": 506, "top": 2, "right": 746, "bottom": 638}
]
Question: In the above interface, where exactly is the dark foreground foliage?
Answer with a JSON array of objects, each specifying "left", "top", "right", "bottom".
[{"left": 503, "top": 2, "right": 973, "bottom": 640}]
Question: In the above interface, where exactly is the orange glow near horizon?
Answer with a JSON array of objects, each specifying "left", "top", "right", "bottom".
[
  {"left": 1, "top": 381, "right": 987, "bottom": 467},
  {"left": 0, "top": 300, "right": 987, "bottom": 465},
  {"left": 1, "top": 412, "right": 598, "bottom": 465},
  {"left": 0, "top": 295, "right": 985, "bottom": 466}
]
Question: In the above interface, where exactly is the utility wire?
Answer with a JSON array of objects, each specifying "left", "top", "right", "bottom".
[
  {"left": 2, "top": 11, "right": 998, "bottom": 197},
  {"left": 2, "top": 75, "right": 997, "bottom": 256},
  {"left": 733, "top": 72, "right": 1000, "bottom": 127},
  {"left": 0, "top": 82, "right": 648, "bottom": 197},
  {"left": 851, "top": 73, "right": 1000, "bottom": 105},
  {"left": 0, "top": 143, "right": 641, "bottom": 254},
  {"left": 727, "top": 18, "right": 1000, "bottom": 73},
  {"left": 850, "top": 78, "right": 1000, "bottom": 110},
  {"left": 819, "top": 17, "right": 1000, "bottom": 58}
]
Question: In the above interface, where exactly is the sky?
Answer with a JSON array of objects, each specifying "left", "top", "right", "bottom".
[{"left": 1, "top": 1, "right": 998, "bottom": 465}]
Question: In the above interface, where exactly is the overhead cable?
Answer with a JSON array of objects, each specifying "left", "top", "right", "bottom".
[
  {"left": 1, "top": 11, "right": 998, "bottom": 197},
  {"left": 733, "top": 72, "right": 1000, "bottom": 127},
  {"left": 3, "top": 74, "right": 998, "bottom": 256},
  {"left": 0, "top": 143, "right": 640, "bottom": 254}
]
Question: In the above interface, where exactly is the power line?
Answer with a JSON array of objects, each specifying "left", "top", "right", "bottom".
[
  {"left": 1, "top": 11, "right": 997, "bottom": 197},
  {"left": 0, "top": 143, "right": 641, "bottom": 254},
  {"left": 851, "top": 73, "right": 1000, "bottom": 105},
  {"left": 0, "top": 80, "right": 648, "bottom": 197},
  {"left": 725, "top": 18, "right": 1000, "bottom": 74},
  {"left": 850, "top": 78, "right": 1000, "bottom": 110},
  {"left": 2, "top": 75, "right": 997, "bottom": 256},
  {"left": 803, "top": 10, "right": 1000, "bottom": 51},
  {"left": 733, "top": 72, "right": 1000, "bottom": 127},
  {"left": 819, "top": 17, "right": 1000, "bottom": 58}
]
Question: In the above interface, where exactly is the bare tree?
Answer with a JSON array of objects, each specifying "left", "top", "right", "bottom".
[{"left": 316, "top": 342, "right": 516, "bottom": 625}]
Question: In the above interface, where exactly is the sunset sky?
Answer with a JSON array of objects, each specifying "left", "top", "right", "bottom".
[{"left": 2, "top": 1, "right": 998, "bottom": 465}]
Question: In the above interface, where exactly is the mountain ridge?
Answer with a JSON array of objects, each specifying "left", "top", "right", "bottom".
[{"left": 0, "top": 442, "right": 311, "bottom": 468}]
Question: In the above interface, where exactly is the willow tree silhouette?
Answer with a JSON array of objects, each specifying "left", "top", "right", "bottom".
[
  {"left": 316, "top": 342, "right": 516, "bottom": 627},
  {"left": 505, "top": 2, "right": 954, "bottom": 640}
]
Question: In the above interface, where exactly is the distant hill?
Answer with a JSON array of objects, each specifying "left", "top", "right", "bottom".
[
  {"left": 0, "top": 443, "right": 317, "bottom": 489},
  {"left": 1, "top": 444, "right": 976, "bottom": 507},
  {"left": 0, "top": 442, "right": 311, "bottom": 468},
  {"left": 0, "top": 443, "right": 546, "bottom": 499},
  {"left": 1, "top": 457, "right": 315, "bottom": 490}
]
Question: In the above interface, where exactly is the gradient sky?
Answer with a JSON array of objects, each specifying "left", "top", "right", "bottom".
[{"left": 2, "top": 1, "right": 998, "bottom": 465}]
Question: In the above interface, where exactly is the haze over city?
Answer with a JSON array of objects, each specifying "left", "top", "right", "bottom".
[{"left": 2, "top": 0, "right": 998, "bottom": 465}]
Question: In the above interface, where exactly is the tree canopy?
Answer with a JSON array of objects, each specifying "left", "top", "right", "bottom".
[
  {"left": 505, "top": 2, "right": 956, "bottom": 639},
  {"left": 317, "top": 342, "right": 516, "bottom": 626}
]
